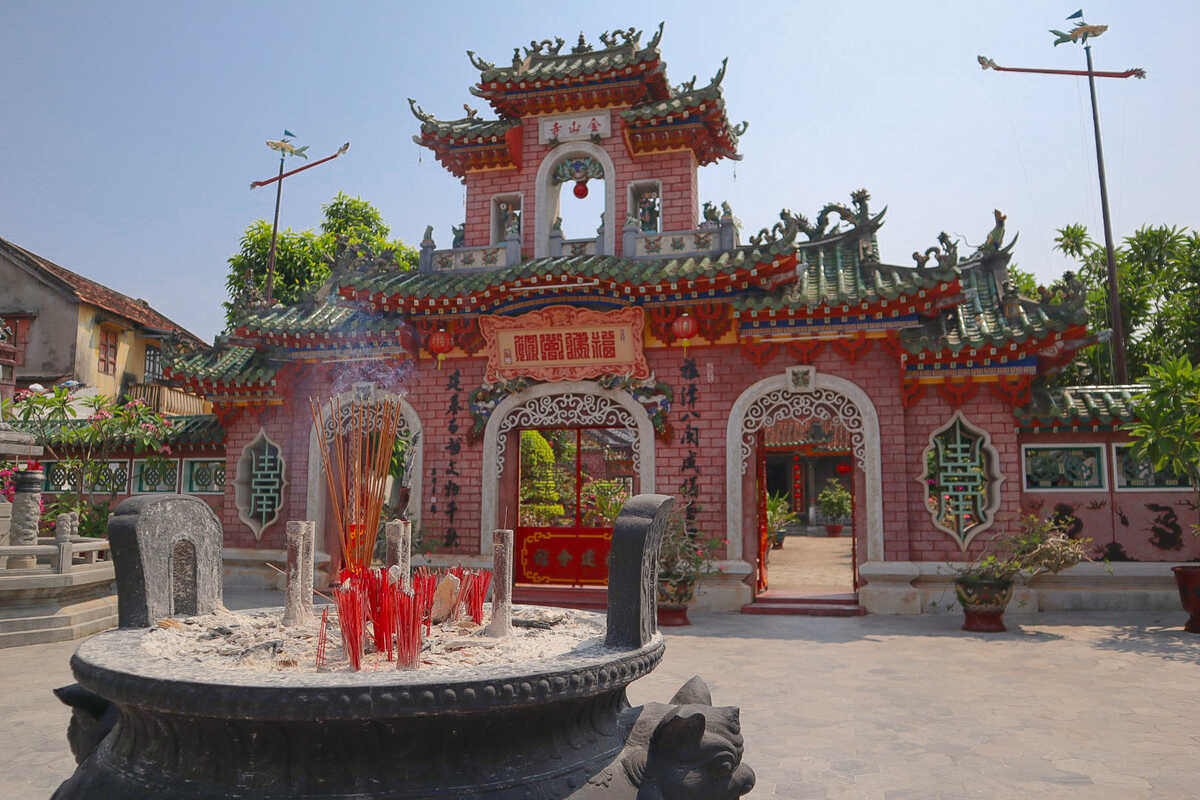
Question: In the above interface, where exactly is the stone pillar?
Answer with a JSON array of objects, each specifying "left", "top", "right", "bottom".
[
  {"left": 54, "top": 510, "right": 77, "bottom": 574},
  {"left": 384, "top": 519, "right": 411, "bottom": 589},
  {"left": 0, "top": 501, "right": 9, "bottom": 569},
  {"left": 485, "top": 529, "right": 513, "bottom": 638},
  {"left": 548, "top": 225, "right": 563, "bottom": 257},
  {"left": 299, "top": 520, "right": 314, "bottom": 615},
  {"left": 8, "top": 469, "right": 43, "bottom": 569},
  {"left": 719, "top": 211, "right": 737, "bottom": 251},
  {"left": 418, "top": 227, "right": 435, "bottom": 272},
  {"left": 504, "top": 227, "right": 522, "bottom": 266},
  {"left": 282, "top": 521, "right": 309, "bottom": 626},
  {"left": 622, "top": 216, "right": 640, "bottom": 259}
]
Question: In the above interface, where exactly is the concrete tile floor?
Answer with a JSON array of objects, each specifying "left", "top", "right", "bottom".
[{"left": 4, "top": 594, "right": 1198, "bottom": 799}]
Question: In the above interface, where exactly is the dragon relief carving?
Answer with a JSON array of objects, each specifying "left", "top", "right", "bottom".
[
  {"left": 787, "top": 188, "right": 876, "bottom": 241},
  {"left": 524, "top": 37, "right": 566, "bottom": 57},
  {"left": 912, "top": 231, "right": 959, "bottom": 270}
]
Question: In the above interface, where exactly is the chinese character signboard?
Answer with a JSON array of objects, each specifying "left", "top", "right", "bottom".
[
  {"left": 537, "top": 111, "right": 611, "bottom": 144},
  {"left": 480, "top": 305, "right": 650, "bottom": 383}
]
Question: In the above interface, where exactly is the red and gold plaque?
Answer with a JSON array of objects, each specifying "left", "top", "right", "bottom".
[{"left": 479, "top": 306, "right": 649, "bottom": 383}]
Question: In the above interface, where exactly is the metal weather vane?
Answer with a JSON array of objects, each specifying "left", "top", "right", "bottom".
[
  {"left": 250, "top": 131, "right": 350, "bottom": 305},
  {"left": 976, "top": 10, "right": 1145, "bottom": 385}
]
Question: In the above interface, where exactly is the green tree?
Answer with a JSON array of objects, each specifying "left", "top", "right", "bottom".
[
  {"left": 223, "top": 192, "right": 418, "bottom": 327},
  {"left": 1, "top": 388, "right": 172, "bottom": 536},
  {"left": 1049, "top": 224, "right": 1200, "bottom": 384},
  {"left": 1124, "top": 355, "right": 1200, "bottom": 532}
]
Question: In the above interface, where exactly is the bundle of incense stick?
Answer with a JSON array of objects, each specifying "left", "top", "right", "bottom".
[
  {"left": 394, "top": 586, "right": 423, "bottom": 669},
  {"left": 412, "top": 568, "right": 439, "bottom": 635},
  {"left": 310, "top": 395, "right": 405, "bottom": 574},
  {"left": 364, "top": 568, "right": 397, "bottom": 660},
  {"left": 448, "top": 567, "right": 494, "bottom": 625},
  {"left": 333, "top": 579, "right": 367, "bottom": 671}
]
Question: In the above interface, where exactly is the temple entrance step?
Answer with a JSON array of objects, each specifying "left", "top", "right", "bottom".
[
  {"left": 512, "top": 584, "right": 607, "bottom": 611},
  {"left": 741, "top": 592, "right": 865, "bottom": 616}
]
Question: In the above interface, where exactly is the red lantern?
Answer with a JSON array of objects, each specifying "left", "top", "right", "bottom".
[
  {"left": 836, "top": 462, "right": 852, "bottom": 475},
  {"left": 671, "top": 311, "right": 699, "bottom": 355},
  {"left": 427, "top": 328, "right": 453, "bottom": 369},
  {"left": 573, "top": 180, "right": 589, "bottom": 199}
]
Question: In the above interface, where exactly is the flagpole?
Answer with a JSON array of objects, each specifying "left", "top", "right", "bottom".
[
  {"left": 264, "top": 155, "right": 285, "bottom": 305},
  {"left": 250, "top": 137, "right": 349, "bottom": 307},
  {"left": 1084, "top": 42, "right": 1129, "bottom": 385},
  {"left": 977, "top": 11, "right": 1142, "bottom": 384}
]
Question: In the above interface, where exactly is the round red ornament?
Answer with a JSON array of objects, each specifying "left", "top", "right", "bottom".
[
  {"left": 427, "top": 329, "right": 453, "bottom": 369},
  {"left": 573, "top": 180, "right": 589, "bottom": 199},
  {"left": 836, "top": 462, "right": 852, "bottom": 475}
]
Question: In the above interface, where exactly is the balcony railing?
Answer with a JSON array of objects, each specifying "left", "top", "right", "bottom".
[{"left": 127, "top": 383, "right": 211, "bottom": 415}]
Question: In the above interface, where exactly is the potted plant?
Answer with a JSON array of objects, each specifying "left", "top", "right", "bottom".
[
  {"left": 766, "top": 491, "right": 799, "bottom": 550},
  {"left": 816, "top": 478, "right": 852, "bottom": 536},
  {"left": 953, "top": 515, "right": 1092, "bottom": 632},
  {"left": 1124, "top": 355, "right": 1200, "bottom": 633},
  {"left": 656, "top": 504, "right": 721, "bottom": 626}
]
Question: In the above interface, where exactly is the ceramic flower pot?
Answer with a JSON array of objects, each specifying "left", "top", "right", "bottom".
[
  {"left": 657, "top": 577, "right": 696, "bottom": 627},
  {"left": 825, "top": 524, "right": 844, "bottom": 537},
  {"left": 954, "top": 577, "right": 1014, "bottom": 633},
  {"left": 1172, "top": 565, "right": 1200, "bottom": 634}
]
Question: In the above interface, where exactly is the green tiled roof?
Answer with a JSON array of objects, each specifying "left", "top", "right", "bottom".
[
  {"left": 898, "top": 263, "right": 1089, "bottom": 354},
  {"left": 469, "top": 34, "right": 663, "bottom": 86},
  {"left": 411, "top": 113, "right": 518, "bottom": 142},
  {"left": 13, "top": 414, "right": 224, "bottom": 448},
  {"left": 167, "top": 345, "right": 280, "bottom": 386},
  {"left": 233, "top": 301, "right": 405, "bottom": 337},
  {"left": 1015, "top": 385, "right": 1144, "bottom": 427},
  {"left": 340, "top": 238, "right": 798, "bottom": 303},
  {"left": 621, "top": 80, "right": 724, "bottom": 121},
  {"left": 733, "top": 239, "right": 957, "bottom": 311}
]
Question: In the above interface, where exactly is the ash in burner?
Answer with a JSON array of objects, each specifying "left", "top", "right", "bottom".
[{"left": 142, "top": 604, "right": 608, "bottom": 674}]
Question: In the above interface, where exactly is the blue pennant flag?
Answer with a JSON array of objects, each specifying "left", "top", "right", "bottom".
[
  {"left": 1066, "top": 9, "right": 1084, "bottom": 19},
  {"left": 283, "top": 129, "right": 296, "bottom": 138}
]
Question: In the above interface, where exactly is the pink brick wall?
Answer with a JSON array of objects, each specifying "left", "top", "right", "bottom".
[
  {"left": 462, "top": 113, "right": 697, "bottom": 254},
  {"left": 220, "top": 336, "right": 1197, "bottom": 579},
  {"left": 1018, "top": 430, "right": 1200, "bottom": 561}
]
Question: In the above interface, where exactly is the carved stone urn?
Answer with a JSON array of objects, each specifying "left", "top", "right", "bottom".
[{"left": 54, "top": 494, "right": 756, "bottom": 799}]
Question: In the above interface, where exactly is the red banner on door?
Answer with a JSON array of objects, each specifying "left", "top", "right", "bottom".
[{"left": 479, "top": 306, "right": 649, "bottom": 383}]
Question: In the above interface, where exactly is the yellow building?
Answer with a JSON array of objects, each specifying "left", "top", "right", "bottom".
[{"left": 0, "top": 236, "right": 209, "bottom": 414}]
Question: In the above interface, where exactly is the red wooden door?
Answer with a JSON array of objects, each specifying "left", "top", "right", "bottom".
[{"left": 514, "top": 427, "right": 634, "bottom": 586}]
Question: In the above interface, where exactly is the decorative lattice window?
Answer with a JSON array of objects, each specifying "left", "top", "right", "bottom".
[
  {"left": 921, "top": 413, "right": 1002, "bottom": 550},
  {"left": 1022, "top": 445, "right": 1105, "bottom": 491},
  {"left": 234, "top": 430, "right": 286, "bottom": 540},
  {"left": 184, "top": 459, "right": 226, "bottom": 494},
  {"left": 144, "top": 345, "right": 162, "bottom": 381},
  {"left": 133, "top": 459, "right": 178, "bottom": 493},
  {"left": 1113, "top": 444, "right": 1191, "bottom": 490}
]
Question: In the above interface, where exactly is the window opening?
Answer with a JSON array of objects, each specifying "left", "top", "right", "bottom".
[
  {"left": 99, "top": 328, "right": 119, "bottom": 375},
  {"left": 630, "top": 181, "right": 662, "bottom": 233},
  {"left": 551, "top": 156, "right": 605, "bottom": 241},
  {"left": 2, "top": 317, "right": 32, "bottom": 366},
  {"left": 144, "top": 345, "right": 162, "bottom": 381},
  {"left": 491, "top": 195, "right": 522, "bottom": 245}
]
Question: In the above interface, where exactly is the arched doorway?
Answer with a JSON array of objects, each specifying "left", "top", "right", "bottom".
[
  {"left": 725, "top": 368, "right": 883, "bottom": 594},
  {"left": 480, "top": 381, "right": 655, "bottom": 583},
  {"left": 306, "top": 383, "right": 423, "bottom": 575}
]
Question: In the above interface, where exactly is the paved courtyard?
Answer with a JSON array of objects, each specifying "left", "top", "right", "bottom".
[{"left": 4, "top": 600, "right": 1198, "bottom": 798}]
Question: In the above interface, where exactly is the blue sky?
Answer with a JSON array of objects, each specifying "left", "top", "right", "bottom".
[{"left": 3, "top": 1, "right": 1197, "bottom": 343}]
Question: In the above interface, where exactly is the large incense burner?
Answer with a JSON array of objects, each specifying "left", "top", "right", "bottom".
[{"left": 53, "top": 494, "right": 755, "bottom": 799}]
